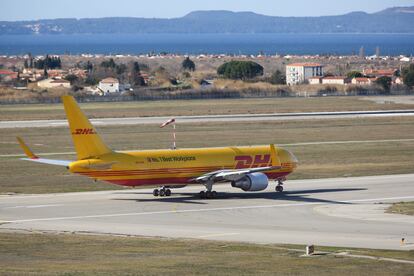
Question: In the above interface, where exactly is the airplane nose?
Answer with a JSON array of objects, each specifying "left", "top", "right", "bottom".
[{"left": 285, "top": 149, "right": 299, "bottom": 169}]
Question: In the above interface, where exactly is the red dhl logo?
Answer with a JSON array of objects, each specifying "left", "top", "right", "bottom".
[
  {"left": 235, "top": 155, "right": 290, "bottom": 169},
  {"left": 235, "top": 155, "right": 271, "bottom": 169},
  {"left": 72, "top": 128, "right": 96, "bottom": 135}
]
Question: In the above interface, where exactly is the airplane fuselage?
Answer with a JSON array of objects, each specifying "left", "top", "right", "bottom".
[{"left": 69, "top": 145, "right": 298, "bottom": 187}]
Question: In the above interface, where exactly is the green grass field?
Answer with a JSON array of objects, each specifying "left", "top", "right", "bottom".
[
  {"left": 0, "top": 232, "right": 412, "bottom": 276},
  {"left": 1, "top": 96, "right": 413, "bottom": 121},
  {"left": 0, "top": 117, "right": 413, "bottom": 194}
]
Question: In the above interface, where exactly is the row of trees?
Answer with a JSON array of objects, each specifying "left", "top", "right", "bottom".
[{"left": 24, "top": 55, "right": 62, "bottom": 70}]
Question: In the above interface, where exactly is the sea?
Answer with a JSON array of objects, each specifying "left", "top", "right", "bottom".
[{"left": 0, "top": 33, "right": 413, "bottom": 56}]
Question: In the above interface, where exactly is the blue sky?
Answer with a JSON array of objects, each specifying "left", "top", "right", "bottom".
[{"left": 1, "top": 0, "right": 414, "bottom": 21}]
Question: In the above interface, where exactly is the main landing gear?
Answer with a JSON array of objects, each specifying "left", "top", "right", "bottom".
[
  {"left": 199, "top": 190, "right": 218, "bottom": 199},
  {"left": 153, "top": 187, "right": 171, "bottom": 197},
  {"left": 275, "top": 179, "right": 284, "bottom": 193},
  {"left": 199, "top": 181, "right": 218, "bottom": 199}
]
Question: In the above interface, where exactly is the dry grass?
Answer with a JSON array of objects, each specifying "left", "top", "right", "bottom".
[
  {"left": 0, "top": 117, "right": 414, "bottom": 194},
  {"left": 0, "top": 232, "right": 412, "bottom": 276},
  {"left": 213, "top": 79, "right": 280, "bottom": 90},
  {"left": 387, "top": 202, "right": 414, "bottom": 216},
  {"left": 1, "top": 96, "right": 413, "bottom": 121}
]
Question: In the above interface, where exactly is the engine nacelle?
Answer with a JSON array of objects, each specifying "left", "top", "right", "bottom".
[{"left": 231, "top": 173, "right": 269, "bottom": 192}]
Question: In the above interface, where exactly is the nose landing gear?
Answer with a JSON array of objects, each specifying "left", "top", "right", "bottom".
[{"left": 275, "top": 179, "right": 284, "bottom": 192}]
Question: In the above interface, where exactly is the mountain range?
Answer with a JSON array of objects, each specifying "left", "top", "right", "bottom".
[{"left": 1, "top": 6, "right": 414, "bottom": 35}]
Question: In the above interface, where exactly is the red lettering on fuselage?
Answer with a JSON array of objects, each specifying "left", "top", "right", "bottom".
[
  {"left": 72, "top": 128, "right": 96, "bottom": 135},
  {"left": 235, "top": 154, "right": 271, "bottom": 169}
]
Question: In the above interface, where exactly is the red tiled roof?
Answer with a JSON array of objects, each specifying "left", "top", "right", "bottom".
[
  {"left": 287, "top": 63, "right": 322, "bottom": 67},
  {"left": 100, "top": 77, "right": 119, "bottom": 84},
  {"left": 354, "top": 78, "right": 369, "bottom": 82},
  {"left": 51, "top": 80, "right": 70, "bottom": 84},
  {"left": 0, "top": 70, "right": 15, "bottom": 75},
  {"left": 323, "top": 76, "right": 347, "bottom": 80}
]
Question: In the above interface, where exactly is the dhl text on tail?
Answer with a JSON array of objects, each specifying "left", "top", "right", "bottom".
[{"left": 18, "top": 96, "right": 298, "bottom": 199}]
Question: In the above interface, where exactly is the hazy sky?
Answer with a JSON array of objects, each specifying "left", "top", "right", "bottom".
[{"left": 1, "top": 0, "right": 414, "bottom": 21}]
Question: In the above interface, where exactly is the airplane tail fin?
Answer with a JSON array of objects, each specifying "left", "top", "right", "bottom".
[{"left": 62, "top": 96, "right": 112, "bottom": 160}]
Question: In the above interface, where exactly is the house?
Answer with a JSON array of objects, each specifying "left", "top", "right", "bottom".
[
  {"left": 286, "top": 63, "right": 324, "bottom": 85},
  {"left": 363, "top": 69, "right": 397, "bottom": 78},
  {"left": 47, "top": 69, "right": 68, "bottom": 79},
  {"left": 0, "top": 70, "right": 18, "bottom": 82},
  {"left": 308, "top": 76, "right": 322, "bottom": 85},
  {"left": 98, "top": 77, "right": 119, "bottom": 94},
  {"left": 351, "top": 77, "right": 377, "bottom": 85},
  {"left": 395, "top": 77, "right": 404, "bottom": 85},
  {"left": 37, "top": 78, "right": 71, "bottom": 89},
  {"left": 321, "top": 76, "right": 350, "bottom": 85}
]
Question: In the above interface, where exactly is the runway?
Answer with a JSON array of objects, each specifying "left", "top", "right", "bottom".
[
  {"left": 1, "top": 110, "right": 414, "bottom": 128},
  {"left": 1, "top": 174, "right": 414, "bottom": 250}
]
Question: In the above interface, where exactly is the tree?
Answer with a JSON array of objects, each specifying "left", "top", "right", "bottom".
[
  {"left": 85, "top": 75, "right": 98, "bottom": 86},
  {"left": 217, "top": 61, "right": 264, "bottom": 80},
  {"left": 116, "top": 63, "right": 127, "bottom": 75},
  {"left": 65, "top": 74, "right": 79, "bottom": 85},
  {"left": 347, "top": 71, "right": 363, "bottom": 79},
  {"left": 24, "top": 59, "right": 29, "bottom": 69},
  {"left": 269, "top": 70, "right": 286, "bottom": 85},
  {"left": 375, "top": 76, "right": 392, "bottom": 92},
  {"left": 182, "top": 57, "right": 195, "bottom": 71},
  {"left": 84, "top": 61, "right": 93, "bottom": 72},
  {"left": 402, "top": 64, "right": 414, "bottom": 88},
  {"left": 100, "top": 58, "right": 116, "bottom": 69},
  {"left": 131, "top": 62, "right": 146, "bottom": 86}
]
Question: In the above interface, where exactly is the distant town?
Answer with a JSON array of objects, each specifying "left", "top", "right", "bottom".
[{"left": 0, "top": 51, "right": 413, "bottom": 103}]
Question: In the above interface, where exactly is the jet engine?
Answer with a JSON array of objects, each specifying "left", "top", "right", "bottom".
[{"left": 231, "top": 172, "right": 269, "bottom": 191}]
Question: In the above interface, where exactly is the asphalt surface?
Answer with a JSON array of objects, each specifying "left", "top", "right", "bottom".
[
  {"left": 1, "top": 174, "right": 414, "bottom": 250},
  {"left": 1, "top": 110, "right": 414, "bottom": 128}
]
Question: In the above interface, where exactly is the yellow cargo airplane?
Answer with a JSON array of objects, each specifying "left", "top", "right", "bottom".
[{"left": 17, "top": 96, "right": 298, "bottom": 199}]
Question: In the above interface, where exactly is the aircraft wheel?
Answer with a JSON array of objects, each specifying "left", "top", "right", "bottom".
[
  {"left": 199, "top": 191, "right": 206, "bottom": 199},
  {"left": 211, "top": 191, "right": 217, "bottom": 198},
  {"left": 276, "top": 185, "right": 284, "bottom": 192},
  {"left": 206, "top": 191, "right": 212, "bottom": 199},
  {"left": 165, "top": 189, "right": 171, "bottom": 197},
  {"left": 153, "top": 189, "right": 159, "bottom": 197},
  {"left": 159, "top": 189, "right": 165, "bottom": 197}
]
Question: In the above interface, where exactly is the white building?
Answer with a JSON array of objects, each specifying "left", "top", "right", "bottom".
[
  {"left": 321, "top": 76, "right": 349, "bottom": 85},
  {"left": 308, "top": 76, "right": 322, "bottom": 85},
  {"left": 98, "top": 77, "right": 119, "bottom": 94},
  {"left": 37, "top": 78, "right": 71, "bottom": 89},
  {"left": 286, "top": 63, "right": 324, "bottom": 85}
]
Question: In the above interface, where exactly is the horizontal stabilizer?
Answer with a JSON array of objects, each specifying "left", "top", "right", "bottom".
[
  {"left": 21, "top": 158, "right": 71, "bottom": 167},
  {"left": 17, "top": 137, "right": 72, "bottom": 167}
]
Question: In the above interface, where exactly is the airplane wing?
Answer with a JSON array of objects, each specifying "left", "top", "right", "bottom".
[
  {"left": 17, "top": 137, "right": 72, "bottom": 167},
  {"left": 193, "top": 144, "right": 282, "bottom": 183}
]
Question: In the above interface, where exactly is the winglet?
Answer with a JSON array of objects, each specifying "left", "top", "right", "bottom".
[
  {"left": 16, "top": 137, "right": 38, "bottom": 159},
  {"left": 270, "top": 144, "right": 281, "bottom": 167}
]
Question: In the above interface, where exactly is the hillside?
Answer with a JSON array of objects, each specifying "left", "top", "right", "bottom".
[{"left": 0, "top": 6, "right": 413, "bottom": 34}]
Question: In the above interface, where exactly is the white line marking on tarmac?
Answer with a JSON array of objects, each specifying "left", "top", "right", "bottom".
[
  {"left": 197, "top": 233, "right": 240, "bottom": 238},
  {"left": 4, "top": 204, "right": 63, "bottom": 210},
  {"left": 3, "top": 195, "right": 414, "bottom": 224},
  {"left": 2, "top": 139, "right": 414, "bottom": 158}
]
